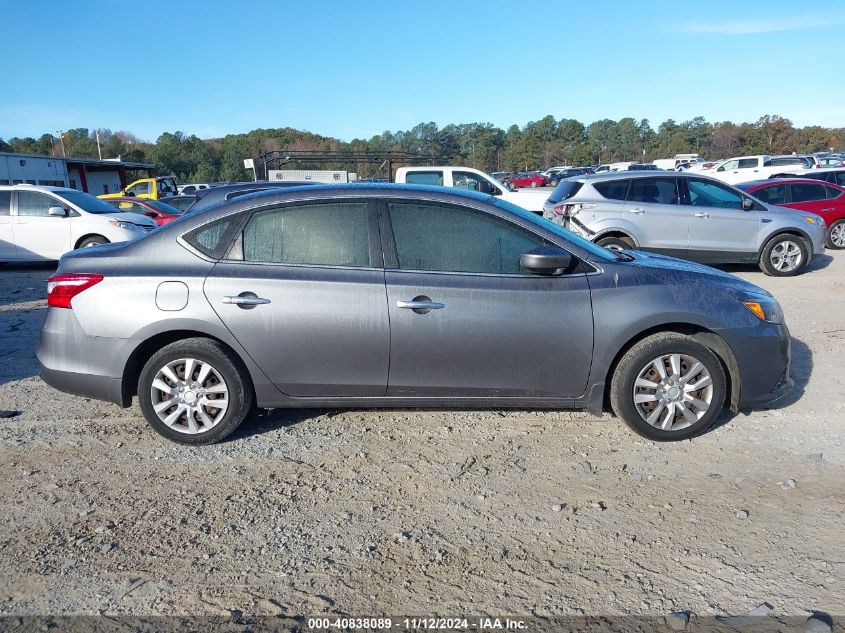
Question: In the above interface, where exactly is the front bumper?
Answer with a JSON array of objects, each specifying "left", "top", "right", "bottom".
[
  {"left": 36, "top": 308, "right": 135, "bottom": 407},
  {"left": 722, "top": 321, "right": 794, "bottom": 409}
]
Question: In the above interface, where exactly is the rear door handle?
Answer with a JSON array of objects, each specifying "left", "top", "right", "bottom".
[
  {"left": 628, "top": 208, "right": 646, "bottom": 214},
  {"left": 821, "top": 208, "right": 834, "bottom": 212},
  {"left": 694, "top": 212, "right": 711, "bottom": 218},
  {"left": 397, "top": 299, "right": 445, "bottom": 310}
]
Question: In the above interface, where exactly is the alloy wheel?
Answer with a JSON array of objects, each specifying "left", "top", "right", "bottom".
[
  {"left": 632, "top": 353, "right": 714, "bottom": 431},
  {"left": 831, "top": 223, "right": 845, "bottom": 248},
  {"left": 150, "top": 358, "right": 229, "bottom": 434},
  {"left": 769, "top": 240, "right": 803, "bottom": 272}
]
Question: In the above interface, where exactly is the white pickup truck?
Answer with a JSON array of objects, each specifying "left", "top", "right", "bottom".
[
  {"left": 394, "top": 166, "right": 550, "bottom": 214},
  {"left": 707, "top": 155, "right": 809, "bottom": 185}
]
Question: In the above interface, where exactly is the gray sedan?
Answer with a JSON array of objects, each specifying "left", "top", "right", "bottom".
[{"left": 38, "top": 184, "right": 793, "bottom": 444}]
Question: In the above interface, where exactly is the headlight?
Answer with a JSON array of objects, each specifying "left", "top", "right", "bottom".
[
  {"left": 803, "top": 215, "right": 825, "bottom": 228},
  {"left": 739, "top": 295, "right": 783, "bottom": 324},
  {"left": 109, "top": 220, "right": 138, "bottom": 230}
]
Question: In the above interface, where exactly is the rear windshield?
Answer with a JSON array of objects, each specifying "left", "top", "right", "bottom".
[
  {"left": 546, "top": 181, "right": 583, "bottom": 204},
  {"left": 147, "top": 199, "right": 183, "bottom": 215}
]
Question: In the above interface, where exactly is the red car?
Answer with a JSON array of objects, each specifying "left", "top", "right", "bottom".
[
  {"left": 103, "top": 197, "right": 183, "bottom": 226},
  {"left": 738, "top": 178, "right": 845, "bottom": 249},
  {"left": 507, "top": 172, "right": 548, "bottom": 188}
]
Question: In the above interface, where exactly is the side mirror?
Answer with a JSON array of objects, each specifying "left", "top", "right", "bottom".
[
  {"left": 48, "top": 206, "right": 68, "bottom": 217},
  {"left": 491, "top": 187, "right": 502, "bottom": 196},
  {"left": 124, "top": 189, "right": 135, "bottom": 196},
  {"left": 520, "top": 246, "right": 573, "bottom": 275},
  {"left": 716, "top": 166, "right": 724, "bottom": 172},
  {"left": 742, "top": 197, "right": 754, "bottom": 211}
]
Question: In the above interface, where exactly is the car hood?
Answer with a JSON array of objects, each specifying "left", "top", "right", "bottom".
[
  {"left": 623, "top": 250, "right": 772, "bottom": 298},
  {"left": 103, "top": 211, "right": 157, "bottom": 228}
]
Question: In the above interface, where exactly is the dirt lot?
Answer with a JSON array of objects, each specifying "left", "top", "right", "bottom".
[{"left": 0, "top": 255, "right": 843, "bottom": 620}]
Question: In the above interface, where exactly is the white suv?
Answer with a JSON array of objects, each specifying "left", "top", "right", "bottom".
[{"left": 0, "top": 185, "right": 157, "bottom": 262}]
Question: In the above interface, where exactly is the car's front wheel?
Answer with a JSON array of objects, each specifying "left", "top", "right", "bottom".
[
  {"left": 530, "top": 181, "right": 538, "bottom": 187},
  {"left": 610, "top": 332, "right": 727, "bottom": 441},
  {"left": 138, "top": 338, "right": 254, "bottom": 444},
  {"left": 826, "top": 219, "right": 845, "bottom": 249},
  {"left": 549, "top": 179, "right": 559, "bottom": 187},
  {"left": 759, "top": 234, "right": 808, "bottom": 276},
  {"left": 597, "top": 235, "right": 635, "bottom": 251},
  {"left": 78, "top": 235, "right": 109, "bottom": 249}
]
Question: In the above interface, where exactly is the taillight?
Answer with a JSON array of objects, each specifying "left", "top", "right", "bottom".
[{"left": 47, "top": 273, "right": 103, "bottom": 309}]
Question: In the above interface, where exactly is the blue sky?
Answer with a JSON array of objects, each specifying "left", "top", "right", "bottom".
[{"left": 2, "top": 0, "right": 843, "bottom": 142}]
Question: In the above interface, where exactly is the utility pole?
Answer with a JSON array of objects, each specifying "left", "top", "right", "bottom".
[{"left": 55, "top": 130, "right": 66, "bottom": 157}]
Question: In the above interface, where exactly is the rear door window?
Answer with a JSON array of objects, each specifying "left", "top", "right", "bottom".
[
  {"left": 627, "top": 178, "right": 679, "bottom": 205},
  {"left": 737, "top": 158, "right": 758, "bottom": 169},
  {"left": 824, "top": 186, "right": 843, "bottom": 200},
  {"left": 0, "top": 191, "right": 10, "bottom": 215},
  {"left": 593, "top": 180, "right": 630, "bottom": 201},
  {"left": 789, "top": 183, "right": 827, "bottom": 203},
  {"left": 404, "top": 171, "right": 444, "bottom": 186},
  {"left": 836, "top": 172, "right": 845, "bottom": 187},
  {"left": 242, "top": 201, "right": 370, "bottom": 267}
]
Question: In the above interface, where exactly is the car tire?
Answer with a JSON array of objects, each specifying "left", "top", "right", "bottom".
[
  {"left": 610, "top": 332, "right": 727, "bottom": 441},
  {"left": 597, "top": 235, "right": 635, "bottom": 251},
  {"left": 138, "top": 337, "right": 254, "bottom": 445},
  {"left": 825, "top": 219, "right": 845, "bottom": 249},
  {"left": 549, "top": 179, "right": 559, "bottom": 187},
  {"left": 530, "top": 181, "right": 538, "bottom": 187},
  {"left": 759, "top": 234, "right": 808, "bottom": 276},
  {"left": 78, "top": 235, "right": 109, "bottom": 249}
]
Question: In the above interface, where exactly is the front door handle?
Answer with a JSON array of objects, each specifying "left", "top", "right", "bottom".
[
  {"left": 694, "top": 212, "right": 711, "bottom": 218},
  {"left": 821, "top": 208, "right": 834, "bottom": 212},
  {"left": 397, "top": 296, "right": 445, "bottom": 314},
  {"left": 223, "top": 293, "right": 271, "bottom": 309},
  {"left": 629, "top": 208, "right": 646, "bottom": 214}
]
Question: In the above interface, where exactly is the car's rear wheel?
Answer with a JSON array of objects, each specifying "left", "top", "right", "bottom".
[
  {"left": 759, "top": 234, "right": 808, "bottom": 276},
  {"left": 78, "top": 235, "right": 109, "bottom": 249},
  {"left": 610, "top": 333, "right": 727, "bottom": 441},
  {"left": 138, "top": 338, "right": 253, "bottom": 445},
  {"left": 826, "top": 219, "right": 845, "bottom": 249},
  {"left": 530, "top": 181, "right": 538, "bottom": 187},
  {"left": 597, "top": 235, "right": 635, "bottom": 251}
]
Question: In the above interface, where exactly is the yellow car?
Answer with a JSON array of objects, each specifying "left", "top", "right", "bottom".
[{"left": 99, "top": 176, "right": 178, "bottom": 200}]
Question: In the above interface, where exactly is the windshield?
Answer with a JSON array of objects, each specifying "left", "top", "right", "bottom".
[
  {"left": 490, "top": 197, "right": 618, "bottom": 262},
  {"left": 59, "top": 190, "right": 126, "bottom": 214}
]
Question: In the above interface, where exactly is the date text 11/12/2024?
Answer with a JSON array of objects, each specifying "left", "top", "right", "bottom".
[{"left": 307, "top": 617, "right": 528, "bottom": 630}]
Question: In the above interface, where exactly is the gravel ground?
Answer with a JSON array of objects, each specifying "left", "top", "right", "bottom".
[{"left": 0, "top": 255, "right": 843, "bottom": 619}]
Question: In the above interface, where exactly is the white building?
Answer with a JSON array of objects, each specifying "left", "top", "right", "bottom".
[{"left": 0, "top": 152, "right": 154, "bottom": 195}]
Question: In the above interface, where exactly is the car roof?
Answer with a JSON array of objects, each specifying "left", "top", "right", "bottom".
[
  {"left": 0, "top": 184, "right": 79, "bottom": 193},
  {"left": 738, "top": 178, "right": 840, "bottom": 189},
  {"left": 194, "top": 183, "right": 499, "bottom": 213},
  {"left": 574, "top": 171, "right": 700, "bottom": 182}
]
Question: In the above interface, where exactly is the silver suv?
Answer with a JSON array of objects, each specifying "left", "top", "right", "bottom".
[{"left": 542, "top": 172, "right": 826, "bottom": 276}]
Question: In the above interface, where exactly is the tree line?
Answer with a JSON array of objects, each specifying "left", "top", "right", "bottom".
[{"left": 1, "top": 114, "right": 842, "bottom": 183}]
